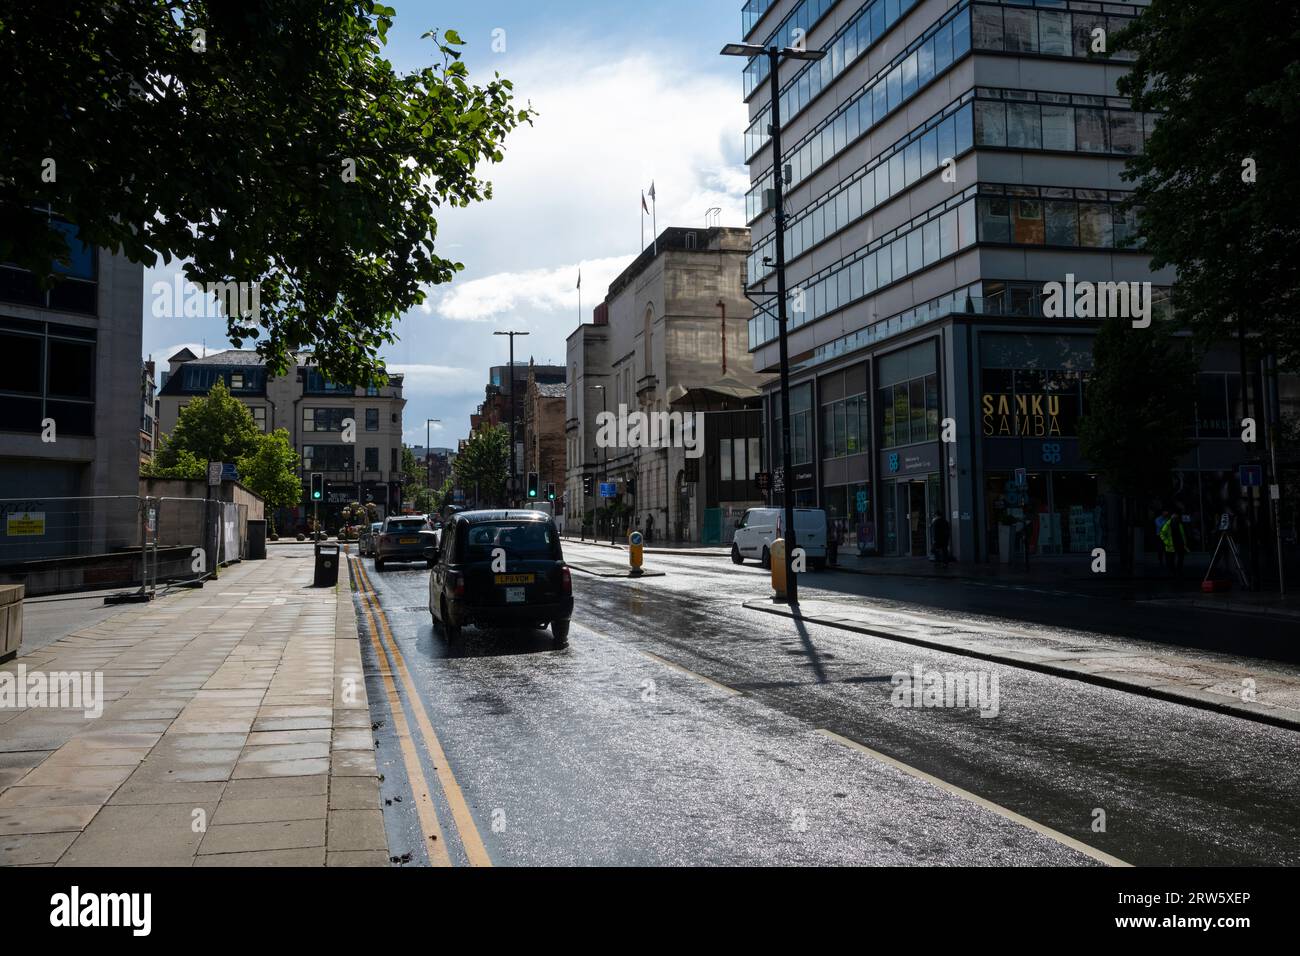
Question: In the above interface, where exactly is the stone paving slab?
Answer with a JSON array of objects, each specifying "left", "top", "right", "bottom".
[{"left": 0, "top": 551, "right": 387, "bottom": 866}]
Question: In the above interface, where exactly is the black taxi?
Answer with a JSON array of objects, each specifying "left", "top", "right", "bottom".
[{"left": 426, "top": 510, "right": 574, "bottom": 646}]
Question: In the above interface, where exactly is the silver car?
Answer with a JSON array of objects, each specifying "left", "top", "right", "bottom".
[
  {"left": 359, "top": 521, "right": 383, "bottom": 557},
  {"left": 374, "top": 516, "right": 436, "bottom": 571}
]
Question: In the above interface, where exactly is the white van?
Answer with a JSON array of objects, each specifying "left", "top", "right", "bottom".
[{"left": 731, "top": 507, "right": 828, "bottom": 570}]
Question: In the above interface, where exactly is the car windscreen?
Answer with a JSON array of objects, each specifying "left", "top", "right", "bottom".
[
  {"left": 460, "top": 522, "right": 558, "bottom": 562},
  {"left": 386, "top": 519, "right": 426, "bottom": 533}
]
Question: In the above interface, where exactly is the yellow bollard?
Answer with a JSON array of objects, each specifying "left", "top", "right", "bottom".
[
  {"left": 770, "top": 538, "right": 787, "bottom": 599},
  {"left": 629, "top": 531, "right": 644, "bottom": 577}
]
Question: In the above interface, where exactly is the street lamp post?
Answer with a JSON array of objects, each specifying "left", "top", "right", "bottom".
[
  {"left": 494, "top": 330, "right": 530, "bottom": 507},
  {"left": 720, "top": 41, "right": 826, "bottom": 605}
]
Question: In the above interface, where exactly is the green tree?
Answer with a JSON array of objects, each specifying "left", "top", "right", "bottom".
[
  {"left": 433, "top": 477, "right": 455, "bottom": 513},
  {"left": 1078, "top": 314, "right": 1198, "bottom": 570},
  {"left": 143, "top": 448, "right": 207, "bottom": 480},
  {"left": 1115, "top": 1, "right": 1300, "bottom": 368},
  {"left": 454, "top": 426, "right": 508, "bottom": 506},
  {"left": 0, "top": 2, "right": 535, "bottom": 386},
  {"left": 149, "top": 379, "right": 261, "bottom": 471},
  {"left": 235, "top": 429, "right": 302, "bottom": 536},
  {"left": 400, "top": 445, "right": 426, "bottom": 503}
]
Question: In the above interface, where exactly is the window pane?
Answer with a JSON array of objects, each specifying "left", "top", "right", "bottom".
[
  {"left": 1007, "top": 103, "right": 1041, "bottom": 148},
  {"left": 918, "top": 37, "right": 935, "bottom": 86},
  {"left": 887, "top": 66, "right": 902, "bottom": 111},
  {"left": 1078, "top": 203, "right": 1113, "bottom": 247},
  {"left": 972, "top": 6, "right": 1003, "bottom": 51},
  {"left": 1039, "top": 10, "right": 1071, "bottom": 55},
  {"left": 958, "top": 200, "right": 977, "bottom": 247},
  {"left": 926, "top": 374, "right": 940, "bottom": 440},
  {"left": 748, "top": 437, "right": 761, "bottom": 479},
  {"left": 1003, "top": 8, "right": 1037, "bottom": 52},
  {"left": 1045, "top": 200, "right": 1078, "bottom": 245},
  {"left": 1076, "top": 107, "right": 1109, "bottom": 152},
  {"left": 1013, "top": 198, "right": 1045, "bottom": 244},
  {"left": 901, "top": 52, "right": 918, "bottom": 100},
  {"left": 1041, "top": 105, "right": 1075, "bottom": 150},
  {"left": 1073, "top": 14, "right": 1107, "bottom": 57},
  {"left": 920, "top": 127, "right": 938, "bottom": 175},
  {"left": 940, "top": 209, "right": 957, "bottom": 256},
  {"left": 47, "top": 340, "right": 94, "bottom": 398},
  {"left": 881, "top": 388, "right": 896, "bottom": 448},
  {"left": 0, "top": 332, "right": 41, "bottom": 393},
  {"left": 835, "top": 402, "right": 847, "bottom": 458},
  {"left": 891, "top": 238, "right": 907, "bottom": 280},
  {"left": 846, "top": 396, "right": 861, "bottom": 455},
  {"left": 953, "top": 7, "right": 971, "bottom": 56},
  {"left": 909, "top": 379, "right": 925, "bottom": 442},
  {"left": 975, "top": 101, "right": 1007, "bottom": 146},
  {"left": 907, "top": 229, "right": 923, "bottom": 273},
  {"left": 937, "top": 115, "right": 956, "bottom": 166},
  {"left": 894, "top": 385, "right": 910, "bottom": 445},
  {"left": 955, "top": 102, "right": 974, "bottom": 154},
  {"left": 1108, "top": 110, "right": 1141, "bottom": 154},
  {"left": 934, "top": 21, "right": 953, "bottom": 73},
  {"left": 923, "top": 219, "right": 940, "bottom": 265},
  {"left": 979, "top": 197, "right": 1011, "bottom": 243}
]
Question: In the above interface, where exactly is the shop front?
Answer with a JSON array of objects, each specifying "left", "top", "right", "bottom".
[
  {"left": 876, "top": 339, "right": 943, "bottom": 558},
  {"left": 879, "top": 447, "right": 944, "bottom": 556},
  {"left": 977, "top": 331, "right": 1101, "bottom": 559}
]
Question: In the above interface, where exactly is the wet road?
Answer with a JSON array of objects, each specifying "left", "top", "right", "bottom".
[{"left": 348, "top": 544, "right": 1300, "bottom": 867}]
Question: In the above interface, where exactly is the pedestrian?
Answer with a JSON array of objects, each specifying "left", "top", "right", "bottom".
[
  {"left": 930, "top": 510, "right": 951, "bottom": 568},
  {"left": 1154, "top": 510, "right": 1170, "bottom": 569},
  {"left": 645, "top": 511, "right": 654, "bottom": 545},
  {"left": 1158, "top": 507, "right": 1187, "bottom": 578},
  {"left": 827, "top": 517, "right": 839, "bottom": 567}
]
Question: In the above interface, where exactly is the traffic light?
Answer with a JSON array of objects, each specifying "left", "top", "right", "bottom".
[
  {"left": 547, "top": 482, "right": 556, "bottom": 501},
  {"left": 310, "top": 473, "right": 323, "bottom": 502},
  {"left": 527, "top": 472, "right": 539, "bottom": 499},
  {"left": 583, "top": 474, "right": 594, "bottom": 496}
]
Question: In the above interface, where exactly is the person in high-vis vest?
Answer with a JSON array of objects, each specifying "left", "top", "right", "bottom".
[{"left": 1159, "top": 507, "right": 1188, "bottom": 577}]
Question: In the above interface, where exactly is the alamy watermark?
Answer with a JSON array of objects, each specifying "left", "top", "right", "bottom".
[
  {"left": 151, "top": 274, "right": 261, "bottom": 320},
  {"left": 595, "top": 403, "right": 704, "bottom": 459},
  {"left": 1042, "top": 274, "right": 1152, "bottom": 328},
  {"left": 0, "top": 665, "right": 104, "bottom": 718},
  {"left": 891, "top": 663, "right": 1000, "bottom": 718}
]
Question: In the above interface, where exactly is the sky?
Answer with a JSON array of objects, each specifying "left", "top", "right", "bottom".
[{"left": 142, "top": 0, "right": 751, "bottom": 449}]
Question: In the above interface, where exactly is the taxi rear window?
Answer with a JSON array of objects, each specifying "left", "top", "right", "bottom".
[{"left": 461, "top": 522, "right": 558, "bottom": 561}]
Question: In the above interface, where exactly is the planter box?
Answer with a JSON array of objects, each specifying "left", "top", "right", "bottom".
[{"left": 0, "top": 583, "right": 24, "bottom": 662}]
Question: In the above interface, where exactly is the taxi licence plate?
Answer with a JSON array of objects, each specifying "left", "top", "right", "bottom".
[
  {"left": 494, "top": 574, "right": 535, "bottom": 585},
  {"left": 505, "top": 587, "right": 526, "bottom": 604},
  {"left": 399, "top": 537, "right": 418, "bottom": 545}
]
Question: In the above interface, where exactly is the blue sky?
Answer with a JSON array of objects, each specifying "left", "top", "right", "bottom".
[{"left": 143, "top": 0, "right": 751, "bottom": 448}]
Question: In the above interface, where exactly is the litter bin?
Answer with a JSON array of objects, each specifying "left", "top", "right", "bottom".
[
  {"left": 246, "top": 519, "right": 267, "bottom": 560},
  {"left": 314, "top": 543, "right": 340, "bottom": 587}
]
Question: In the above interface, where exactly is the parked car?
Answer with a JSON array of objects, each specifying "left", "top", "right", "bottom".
[
  {"left": 358, "top": 521, "right": 383, "bottom": 557},
  {"left": 731, "top": 507, "right": 828, "bottom": 570},
  {"left": 374, "top": 516, "right": 437, "bottom": 571},
  {"left": 427, "top": 510, "right": 574, "bottom": 646}
]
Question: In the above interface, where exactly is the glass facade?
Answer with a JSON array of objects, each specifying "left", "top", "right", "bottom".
[
  {"left": 303, "top": 407, "right": 355, "bottom": 433},
  {"left": 746, "top": 0, "right": 923, "bottom": 158},
  {"left": 742, "top": 0, "right": 840, "bottom": 97},
  {"left": 879, "top": 374, "right": 940, "bottom": 448},
  {"left": 750, "top": 188, "right": 978, "bottom": 348},
  {"left": 746, "top": 3, "right": 971, "bottom": 221},
  {"left": 772, "top": 383, "right": 815, "bottom": 468},
  {"left": 749, "top": 94, "right": 975, "bottom": 285},
  {"left": 0, "top": 319, "right": 96, "bottom": 436},
  {"left": 821, "top": 393, "right": 870, "bottom": 459},
  {"left": 975, "top": 184, "right": 1140, "bottom": 250}
]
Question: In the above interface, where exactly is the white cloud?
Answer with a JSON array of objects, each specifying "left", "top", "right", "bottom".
[
  {"left": 387, "top": 363, "right": 482, "bottom": 395},
  {"left": 435, "top": 254, "right": 628, "bottom": 323}
]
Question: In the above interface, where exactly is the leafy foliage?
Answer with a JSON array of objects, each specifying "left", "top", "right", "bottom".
[
  {"left": 1115, "top": 0, "right": 1300, "bottom": 365},
  {"left": 0, "top": 1, "right": 535, "bottom": 385},
  {"left": 453, "top": 425, "right": 508, "bottom": 506},
  {"left": 150, "top": 380, "right": 261, "bottom": 470},
  {"left": 236, "top": 428, "right": 302, "bottom": 511}
]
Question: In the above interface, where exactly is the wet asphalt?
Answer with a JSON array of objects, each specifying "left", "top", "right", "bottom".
[{"left": 347, "top": 544, "right": 1300, "bottom": 867}]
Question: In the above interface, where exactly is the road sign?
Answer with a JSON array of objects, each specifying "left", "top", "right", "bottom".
[
  {"left": 6, "top": 512, "right": 45, "bottom": 536},
  {"left": 772, "top": 467, "right": 784, "bottom": 494},
  {"left": 599, "top": 482, "right": 616, "bottom": 499},
  {"left": 207, "top": 461, "right": 223, "bottom": 487},
  {"left": 1239, "top": 464, "right": 1263, "bottom": 488}
]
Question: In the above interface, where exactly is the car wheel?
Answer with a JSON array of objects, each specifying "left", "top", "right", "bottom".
[
  {"left": 441, "top": 599, "right": 461, "bottom": 643},
  {"left": 551, "top": 619, "right": 570, "bottom": 646},
  {"left": 760, "top": 547, "right": 771, "bottom": 570},
  {"left": 426, "top": 559, "right": 435, "bottom": 569},
  {"left": 731, "top": 543, "right": 744, "bottom": 565},
  {"left": 374, "top": 558, "right": 385, "bottom": 571}
]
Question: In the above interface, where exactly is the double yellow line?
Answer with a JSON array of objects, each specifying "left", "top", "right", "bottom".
[{"left": 350, "top": 556, "right": 491, "bottom": 867}]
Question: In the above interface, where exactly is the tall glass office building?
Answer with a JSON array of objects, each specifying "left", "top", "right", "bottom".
[{"left": 739, "top": 0, "right": 1274, "bottom": 561}]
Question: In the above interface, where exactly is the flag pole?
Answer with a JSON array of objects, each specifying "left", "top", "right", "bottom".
[{"left": 650, "top": 181, "right": 657, "bottom": 256}]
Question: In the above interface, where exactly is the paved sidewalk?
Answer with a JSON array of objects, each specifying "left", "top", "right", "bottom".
[
  {"left": 0, "top": 550, "right": 385, "bottom": 866},
  {"left": 745, "top": 597, "right": 1300, "bottom": 730}
]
